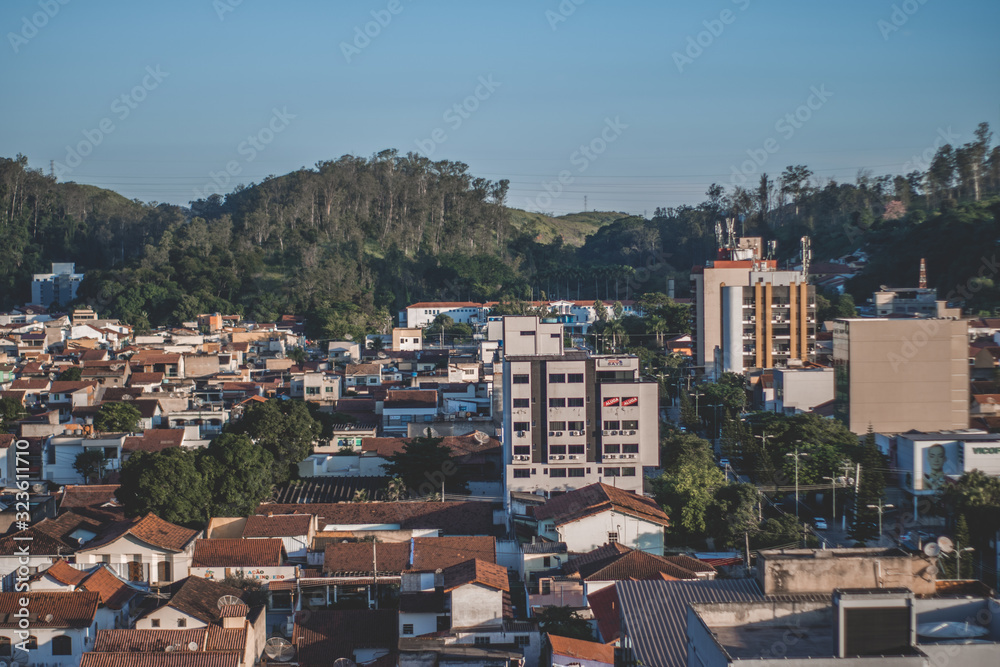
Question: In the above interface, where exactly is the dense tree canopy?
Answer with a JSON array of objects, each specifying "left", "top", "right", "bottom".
[
  {"left": 226, "top": 399, "right": 321, "bottom": 485},
  {"left": 93, "top": 402, "right": 141, "bottom": 433},
  {"left": 117, "top": 448, "right": 211, "bottom": 527}
]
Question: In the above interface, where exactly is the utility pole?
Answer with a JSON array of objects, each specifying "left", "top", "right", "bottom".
[
  {"left": 866, "top": 499, "right": 894, "bottom": 547},
  {"left": 822, "top": 475, "right": 837, "bottom": 522},
  {"left": 786, "top": 447, "right": 809, "bottom": 519}
]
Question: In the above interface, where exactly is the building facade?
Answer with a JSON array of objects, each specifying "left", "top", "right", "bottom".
[{"left": 31, "top": 262, "right": 84, "bottom": 306}]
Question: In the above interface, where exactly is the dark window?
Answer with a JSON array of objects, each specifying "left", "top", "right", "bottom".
[
  {"left": 157, "top": 560, "right": 172, "bottom": 582},
  {"left": 513, "top": 422, "right": 530, "bottom": 432},
  {"left": 515, "top": 635, "right": 531, "bottom": 647},
  {"left": 549, "top": 445, "right": 566, "bottom": 454},
  {"left": 403, "top": 624, "right": 414, "bottom": 635},
  {"left": 151, "top": 619, "right": 160, "bottom": 628},
  {"left": 568, "top": 421, "right": 584, "bottom": 431},
  {"left": 622, "top": 420, "right": 639, "bottom": 430},
  {"left": 549, "top": 468, "right": 566, "bottom": 478},
  {"left": 603, "top": 421, "right": 620, "bottom": 430},
  {"left": 513, "top": 469, "right": 531, "bottom": 478},
  {"left": 103, "top": 446, "right": 117, "bottom": 459},
  {"left": 0, "top": 638, "right": 10, "bottom": 657},
  {"left": 177, "top": 618, "right": 186, "bottom": 628},
  {"left": 604, "top": 444, "right": 620, "bottom": 454},
  {"left": 52, "top": 636, "right": 72, "bottom": 656},
  {"left": 543, "top": 557, "right": 551, "bottom": 567},
  {"left": 548, "top": 398, "right": 565, "bottom": 408},
  {"left": 567, "top": 373, "right": 584, "bottom": 383},
  {"left": 550, "top": 333, "right": 560, "bottom": 338},
  {"left": 567, "top": 397, "right": 584, "bottom": 407},
  {"left": 512, "top": 374, "right": 530, "bottom": 384},
  {"left": 568, "top": 468, "right": 585, "bottom": 478},
  {"left": 568, "top": 445, "right": 585, "bottom": 454},
  {"left": 520, "top": 330, "right": 535, "bottom": 336},
  {"left": 25, "top": 636, "right": 37, "bottom": 650},
  {"left": 513, "top": 398, "right": 530, "bottom": 408},
  {"left": 437, "top": 616, "right": 451, "bottom": 632},
  {"left": 605, "top": 467, "right": 621, "bottom": 477},
  {"left": 47, "top": 446, "right": 56, "bottom": 465},
  {"left": 549, "top": 374, "right": 565, "bottom": 383},
  {"left": 513, "top": 446, "right": 531, "bottom": 456},
  {"left": 548, "top": 422, "right": 566, "bottom": 431},
  {"left": 608, "top": 532, "right": 619, "bottom": 543},
  {"left": 622, "top": 443, "right": 639, "bottom": 453},
  {"left": 622, "top": 467, "right": 637, "bottom": 476},
  {"left": 474, "top": 637, "right": 491, "bottom": 646}
]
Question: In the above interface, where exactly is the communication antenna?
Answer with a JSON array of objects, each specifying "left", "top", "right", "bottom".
[
  {"left": 936, "top": 536, "right": 954, "bottom": 554},
  {"left": 923, "top": 542, "right": 941, "bottom": 558},
  {"left": 473, "top": 431, "right": 489, "bottom": 444},
  {"left": 264, "top": 637, "right": 295, "bottom": 662},
  {"left": 217, "top": 595, "right": 242, "bottom": 609},
  {"left": 714, "top": 221, "right": 723, "bottom": 250},
  {"left": 725, "top": 217, "right": 736, "bottom": 248},
  {"left": 800, "top": 236, "right": 812, "bottom": 277}
]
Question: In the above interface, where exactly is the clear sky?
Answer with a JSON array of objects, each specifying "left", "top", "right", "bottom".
[{"left": 2, "top": 0, "right": 998, "bottom": 215}]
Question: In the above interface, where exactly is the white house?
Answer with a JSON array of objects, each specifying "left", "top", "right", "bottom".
[
  {"left": 328, "top": 340, "right": 361, "bottom": 362},
  {"left": 344, "top": 363, "right": 382, "bottom": 388},
  {"left": 74, "top": 513, "right": 200, "bottom": 585},
  {"left": 189, "top": 538, "right": 297, "bottom": 585},
  {"left": 533, "top": 483, "right": 669, "bottom": 555},
  {"left": 242, "top": 514, "right": 314, "bottom": 561},
  {"left": 398, "top": 558, "right": 509, "bottom": 638},
  {"left": 0, "top": 591, "right": 99, "bottom": 667},
  {"left": 133, "top": 576, "right": 258, "bottom": 634},
  {"left": 43, "top": 433, "right": 128, "bottom": 485},
  {"left": 402, "top": 302, "right": 485, "bottom": 329}
]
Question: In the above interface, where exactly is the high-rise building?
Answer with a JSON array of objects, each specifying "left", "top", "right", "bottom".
[
  {"left": 691, "top": 237, "right": 815, "bottom": 377},
  {"left": 832, "top": 318, "right": 968, "bottom": 434},
  {"left": 31, "top": 262, "right": 83, "bottom": 307},
  {"left": 498, "top": 317, "right": 658, "bottom": 498}
]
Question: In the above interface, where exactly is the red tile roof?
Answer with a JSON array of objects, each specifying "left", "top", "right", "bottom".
[
  {"left": 49, "top": 380, "right": 98, "bottom": 393},
  {"left": 81, "top": 654, "right": 241, "bottom": 667},
  {"left": 150, "top": 577, "right": 248, "bottom": 625},
  {"left": 0, "top": 591, "right": 99, "bottom": 628},
  {"left": 442, "top": 558, "right": 509, "bottom": 592},
  {"left": 324, "top": 536, "right": 496, "bottom": 576},
  {"left": 549, "top": 634, "right": 615, "bottom": 665},
  {"left": 534, "top": 483, "right": 670, "bottom": 527},
  {"left": 129, "top": 372, "right": 165, "bottom": 385},
  {"left": 60, "top": 484, "right": 120, "bottom": 510},
  {"left": 243, "top": 514, "right": 312, "bottom": 538},
  {"left": 80, "top": 565, "right": 141, "bottom": 610},
  {"left": 293, "top": 610, "right": 398, "bottom": 667},
  {"left": 79, "top": 513, "right": 199, "bottom": 553},
  {"left": 40, "top": 559, "right": 88, "bottom": 586},
  {"left": 586, "top": 584, "right": 621, "bottom": 643},
  {"left": 192, "top": 538, "right": 285, "bottom": 567},
  {"left": 257, "top": 501, "right": 495, "bottom": 536},
  {"left": 123, "top": 429, "right": 185, "bottom": 453}
]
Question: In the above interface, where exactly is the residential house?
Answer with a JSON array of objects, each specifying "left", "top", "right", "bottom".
[
  {"left": 344, "top": 363, "right": 382, "bottom": 389},
  {"left": 0, "top": 591, "right": 99, "bottom": 666},
  {"left": 127, "top": 372, "right": 165, "bottom": 392},
  {"left": 382, "top": 389, "right": 438, "bottom": 435},
  {"left": 328, "top": 340, "right": 361, "bottom": 362},
  {"left": 546, "top": 635, "right": 615, "bottom": 667},
  {"left": 242, "top": 514, "right": 314, "bottom": 561},
  {"left": 80, "top": 360, "right": 131, "bottom": 387},
  {"left": 189, "top": 538, "right": 295, "bottom": 585},
  {"left": 398, "top": 558, "right": 509, "bottom": 638},
  {"left": 393, "top": 327, "right": 423, "bottom": 352},
  {"left": 43, "top": 433, "right": 128, "bottom": 485},
  {"left": 532, "top": 483, "right": 670, "bottom": 555},
  {"left": 291, "top": 371, "right": 342, "bottom": 403},
  {"left": 30, "top": 561, "right": 143, "bottom": 634},
  {"left": 133, "top": 576, "right": 264, "bottom": 646},
  {"left": 47, "top": 380, "right": 99, "bottom": 416},
  {"left": 74, "top": 513, "right": 200, "bottom": 585},
  {"left": 10, "top": 377, "right": 49, "bottom": 406},
  {"left": 292, "top": 609, "right": 397, "bottom": 667}
]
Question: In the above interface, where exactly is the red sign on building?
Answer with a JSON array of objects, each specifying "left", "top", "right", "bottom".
[
  {"left": 603, "top": 397, "right": 620, "bottom": 407},
  {"left": 622, "top": 396, "right": 638, "bottom": 406}
]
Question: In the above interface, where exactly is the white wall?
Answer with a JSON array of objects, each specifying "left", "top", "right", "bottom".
[
  {"left": 556, "top": 511, "right": 663, "bottom": 555},
  {"left": 451, "top": 584, "right": 504, "bottom": 628}
]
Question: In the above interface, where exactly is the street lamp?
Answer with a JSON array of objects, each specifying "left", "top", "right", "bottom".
[
  {"left": 707, "top": 403, "right": 723, "bottom": 444},
  {"left": 822, "top": 476, "right": 838, "bottom": 522},
  {"left": 955, "top": 546, "right": 974, "bottom": 580},
  {"left": 786, "top": 447, "right": 809, "bottom": 519},
  {"left": 866, "top": 499, "right": 895, "bottom": 546}
]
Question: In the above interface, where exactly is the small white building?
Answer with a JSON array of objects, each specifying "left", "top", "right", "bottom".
[
  {"left": 399, "top": 558, "right": 509, "bottom": 638},
  {"left": 74, "top": 513, "right": 200, "bottom": 585},
  {"left": 774, "top": 366, "right": 835, "bottom": 415},
  {"left": 0, "top": 591, "right": 99, "bottom": 667},
  {"left": 189, "top": 538, "right": 296, "bottom": 585},
  {"left": 242, "top": 514, "right": 314, "bottom": 561}
]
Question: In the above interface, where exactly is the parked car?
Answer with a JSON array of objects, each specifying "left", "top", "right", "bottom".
[
  {"left": 813, "top": 517, "right": 828, "bottom": 530},
  {"left": 719, "top": 458, "right": 730, "bottom": 469}
]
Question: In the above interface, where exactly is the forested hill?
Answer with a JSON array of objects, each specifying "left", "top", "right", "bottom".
[{"left": 2, "top": 122, "right": 1000, "bottom": 337}]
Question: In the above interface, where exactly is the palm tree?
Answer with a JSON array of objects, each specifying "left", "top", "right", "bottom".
[
  {"left": 648, "top": 315, "right": 668, "bottom": 347},
  {"left": 387, "top": 476, "right": 407, "bottom": 501},
  {"left": 605, "top": 319, "right": 628, "bottom": 352}
]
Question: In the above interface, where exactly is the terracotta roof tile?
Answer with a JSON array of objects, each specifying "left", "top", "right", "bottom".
[
  {"left": 40, "top": 559, "right": 88, "bottom": 586},
  {"left": 257, "top": 501, "right": 495, "bottom": 536},
  {"left": 292, "top": 609, "right": 397, "bottom": 667},
  {"left": 192, "top": 538, "right": 284, "bottom": 567},
  {"left": 92, "top": 628, "right": 207, "bottom": 652},
  {"left": 534, "top": 483, "right": 670, "bottom": 527},
  {"left": 0, "top": 591, "right": 99, "bottom": 627},
  {"left": 442, "top": 558, "right": 509, "bottom": 592},
  {"left": 80, "top": 565, "right": 141, "bottom": 610},
  {"left": 123, "top": 429, "right": 185, "bottom": 453},
  {"left": 152, "top": 577, "right": 248, "bottom": 625},
  {"left": 81, "top": 654, "right": 241, "bottom": 667},
  {"left": 218, "top": 603, "right": 250, "bottom": 618},
  {"left": 243, "top": 514, "right": 312, "bottom": 538},
  {"left": 60, "top": 484, "right": 121, "bottom": 510},
  {"left": 129, "top": 372, "right": 165, "bottom": 385},
  {"left": 548, "top": 635, "right": 615, "bottom": 665},
  {"left": 79, "top": 513, "right": 198, "bottom": 553},
  {"left": 586, "top": 584, "right": 621, "bottom": 643}
]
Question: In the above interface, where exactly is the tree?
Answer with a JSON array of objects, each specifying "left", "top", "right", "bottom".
[
  {"left": 706, "top": 483, "right": 761, "bottom": 549},
  {"left": 200, "top": 433, "right": 273, "bottom": 516},
  {"left": 93, "top": 402, "right": 141, "bottom": 433},
  {"left": 227, "top": 399, "right": 321, "bottom": 485},
  {"left": 58, "top": 366, "right": 82, "bottom": 381},
  {"left": 383, "top": 434, "right": 467, "bottom": 496},
  {"left": 941, "top": 470, "right": 1000, "bottom": 548},
  {"left": 849, "top": 427, "right": 888, "bottom": 543},
  {"left": 74, "top": 450, "right": 106, "bottom": 484},
  {"left": 116, "top": 448, "right": 211, "bottom": 527},
  {"left": 221, "top": 572, "right": 269, "bottom": 607},
  {"left": 653, "top": 434, "right": 725, "bottom": 537},
  {"left": 286, "top": 347, "right": 306, "bottom": 365},
  {"left": 535, "top": 606, "right": 595, "bottom": 641},
  {"left": 0, "top": 397, "right": 24, "bottom": 432}
]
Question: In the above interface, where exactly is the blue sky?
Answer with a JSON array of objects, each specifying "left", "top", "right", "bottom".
[{"left": 1, "top": 0, "right": 997, "bottom": 215}]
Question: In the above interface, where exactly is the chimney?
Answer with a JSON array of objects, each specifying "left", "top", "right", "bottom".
[{"left": 919, "top": 258, "right": 927, "bottom": 289}]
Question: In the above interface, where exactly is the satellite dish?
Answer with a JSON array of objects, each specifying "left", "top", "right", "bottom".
[
  {"left": 31, "top": 483, "right": 45, "bottom": 494},
  {"left": 164, "top": 645, "right": 176, "bottom": 653},
  {"left": 473, "top": 431, "right": 489, "bottom": 444},
  {"left": 264, "top": 637, "right": 295, "bottom": 662},
  {"left": 44, "top": 613, "right": 54, "bottom": 623},
  {"left": 923, "top": 542, "right": 941, "bottom": 558},
  {"left": 925, "top": 564, "right": 939, "bottom": 577},
  {"left": 217, "top": 595, "right": 242, "bottom": 609},
  {"left": 187, "top": 642, "right": 199, "bottom": 651},
  {"left": 937, "top": 536, "right": 955, "bottom": 554},
  {"left": 333, "top": 659, "right": 357, "bottom": 667}
]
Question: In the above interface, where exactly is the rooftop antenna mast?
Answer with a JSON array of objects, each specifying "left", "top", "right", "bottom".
[
  {"left": 800, "top": 236, "right": 811, "bottom": 277},
  {"left": 919, "top": 257, "right": 927, "bottom": 289}
]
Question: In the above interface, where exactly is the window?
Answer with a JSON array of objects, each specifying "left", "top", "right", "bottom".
[
  {"left": 513, "top": 446, "right": 531, "bottom": 456},
  {"left": 52, "top": 636, "right": 72, "bottom": 656},
  {"left": 47, "top": 446, "right": 56, "bottom": 465},
  {"left": 403, "top": 624, "right": 414, "bottom": 635},
  {"left": 623, "top": 443, "right": 639, "bottom": 453},
  {"left": 550, "top": 333, "right": 560, "bottom": 338},
  {"left": 608, "top": 532, "right": 619, "bottom": 544},
  {"left": 548, "top": 398, "right": 565, "bottom": 408},
  {"left": 513, "top": 422, "right": 530, "bottom": 432},
  {"left": 513, "top": 469, "right": 531, "bottom": 478},
  {"left": 549, "top": 445, "right": 566, "bottom": 454},
  {"left": 548, "top": 422, "right": 566, "bottom": 431},
  {"left": 0, "top": 637, "right": 10, "bottom": 657},
  {"left": 437, "top": 616, "right": 451, "bottom": 632},
  {"left": 622, "top": 467, "right": 637, "bottom": 476},
  {"left": 24, "top": 636, "right": 37, "bottom": 650},
  {"left": 549, "top": 468, "right": 566, "bottom": 478},
  {"left": 565, "top": 421, "right": 583, "bottom": 432},
  {"left": 567, "top": 373, "right": 584, "bottom": 383},
  {"left": 101, "top": 555, "right": 111, "bottom": 564},
  {"left": 567, "top": 397, "right": 584, "bottom": 407},
  {"left": 568, "top": 468, "right": 585, "bottom": 478},
  {"left": 151, "top": 619, "right": 161, "bottom": 628},
  {"left": 548, "top": 373, "right": 565, "bottom": 383},
  {"left": 543, "top": 557, "right": 551, "bottom": 567},
  {"left": 622, "top": 420, "right": 639, "bottom": 430},
  {"left": 513, "top": 398, "right": 530, "bottom": 408},
  {"left": 603, "top": 421, "right": 620, "bottom": 430},
  {"left": 604, "top": 444, "right": 620, "bottom": 454},
  {"left": 515, "top": 635, "right": 531, "bottom": 647},
  {"left": 474, "top": 637, "right": 491, "bottom": 646},
  {"left": 177, "top": 618, "right": 186, "bottom": 628},
  {"left": 568, "top": 445, "right": 584, "bottom": 454},
  {"left": 520, "top": 330, "right": 536, "bottom": 336},
  {"left": 103, "top": 446, "right": 117, "bottom": 459},
  {"left": 157, "top": 560, "right": 172, "bottom": 582},
  {"left": 604, "top": 467, "right": 621, "bottom": 477},
  {"left": 513, "top": 374, "right": 530, "bottom": 384}
]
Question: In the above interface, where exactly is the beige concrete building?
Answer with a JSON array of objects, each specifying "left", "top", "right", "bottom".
[{"left": 832, "top": 318, "right": 968, "bottom": 434}]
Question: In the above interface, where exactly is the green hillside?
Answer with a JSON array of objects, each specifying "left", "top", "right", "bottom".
[{"left": 508, "top": 209, "right": 623, "bottom": 246}]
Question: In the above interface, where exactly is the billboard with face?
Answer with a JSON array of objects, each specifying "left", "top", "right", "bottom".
[{"left": 920, "top": 442, "right": 959, "bottom": 491}]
